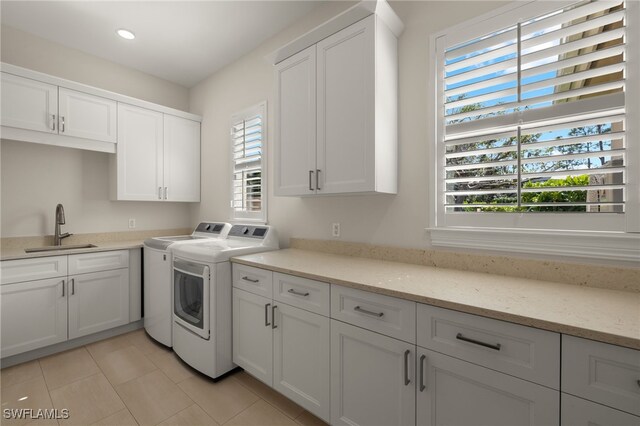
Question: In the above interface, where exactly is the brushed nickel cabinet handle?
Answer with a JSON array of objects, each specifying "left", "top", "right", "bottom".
[
  {"left": 52, "top": 114, "right": 56, "bottom": 131},
  {"left": 404, "top": 350, "right": 411, "bottom": 386},
  {"left": 316, "top": 169, "right": 321, "bottom": 190},
  {"left": 158, "top": 187, "right": 162, "bottom": 200},
  {"left": 164, "top": 187, "right": 168, "bottom": 200},
  {"left": 265, "top": 303, "right": 271, "bottom": 327},
  {"left": 354, "top": 306, "right": 384, "bottom": 317},
  {"left": 419, "top": 354, "right": 427, "bottom": 391},
  {"left": 272, "top": 305, "right": 278, "bottom": 329},
  {"left": 60, "top": 116, "right": 65, "bottom": 133},
  {"left": 242, "top": 276, "right": 259, "bottom": 283},
  {"left": 309, "top": 170, "right": 314, "bottom": 191},
  {"left": 71, "top": 278, "right": 75, "bottom": 295},
  {"left": 456, "top": 333, "right": 501, "bottom": 351},
  {"left": 287, "top": 288, "right": 309, "bottom": 297},
  {"left": 61, "top": 279, "right": 65, "bottom": 297}
]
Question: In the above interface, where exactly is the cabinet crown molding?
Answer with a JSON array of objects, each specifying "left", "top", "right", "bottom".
[{"left": 267, "top": 0, "right": 404, "bottom": 65}]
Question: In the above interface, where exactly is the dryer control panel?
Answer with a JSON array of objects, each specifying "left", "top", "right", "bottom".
[{"left": 228, "top": 225, "right": 269, "bottom": 239}]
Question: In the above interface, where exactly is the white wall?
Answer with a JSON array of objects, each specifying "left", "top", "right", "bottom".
[
  {"left": 189, "top": 1, "right": 504, "bottom": 248},
  {"left": 1, "top": 26, "right": 192, "bottom": 237}
]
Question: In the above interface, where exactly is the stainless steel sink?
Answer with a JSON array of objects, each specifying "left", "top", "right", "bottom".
[{"left": 25, "top": 244, "right": 97, "bottom": 253}]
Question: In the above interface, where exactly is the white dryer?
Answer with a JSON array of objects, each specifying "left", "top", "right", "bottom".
[
  {"left": 143, "top": 222, "right": 230, "bottom": 347},
  {"left": 171, "top": 224, "right": 278, "bottom": 379}
]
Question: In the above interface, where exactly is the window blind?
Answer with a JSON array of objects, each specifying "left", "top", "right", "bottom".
[
  {"left": 441, "top": 0, "right": 627, "bottom": 213},
  {"left": 232, "top": 113, "right": 263, "bottom": 215}
]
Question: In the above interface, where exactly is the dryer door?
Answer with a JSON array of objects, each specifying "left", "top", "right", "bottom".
[{"left": 173, "top": 258, "right": 210, "bottom": 340}]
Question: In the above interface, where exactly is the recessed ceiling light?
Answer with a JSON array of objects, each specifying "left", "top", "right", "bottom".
[{"left": 116, "top": 29, "right": 135, "bottom": 40}]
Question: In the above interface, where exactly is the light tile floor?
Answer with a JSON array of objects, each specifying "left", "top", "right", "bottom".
[{"left": 1, "top": 330, "right": 328, "bottom": 426}]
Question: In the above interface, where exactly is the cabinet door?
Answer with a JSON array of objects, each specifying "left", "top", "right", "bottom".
[
  {"left": 232, "top": 288, "right": 273, "bottom": 386},
  {"left": 316, "top": 15, "right": 375, "bottom": 194},
  {"left": 58, "top": 88, "right": 116, "bottom": 142},
  {"left": 274, "top": 45, "right": 317, "bottom": 196},
  {"left": 416, "top": 347, "right": 559, "bottom": 426},
  {"left": 1, "top": 73, "right": 57, "bottom": 133},
  {"left": 68, "top": 269, "right": 129, "bottom": 339},
  {"left": 561, "top": 393, "right": 639, "bottom": 426},
  {"left": 0, "top": 278, "right": 67, "bottom": 357},
  {"left": 273, "top": 303, "right": 330, "bottom": 422},
  {"left": 116, "top": 103, "right": 164, "bottom": 200},
  {"left": 331, "top": 320, "right": 415, "bottom": 426},
  {"left": 163, "top": 114, "right": 201, "bottom": 202}
]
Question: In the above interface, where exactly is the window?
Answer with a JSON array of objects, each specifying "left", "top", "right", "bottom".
[
  {"left": 231, "top": 102, "right": 266, "bottom": 222},
  {"left": 429, "top": 0, "right": 639, "bottom": 260}
]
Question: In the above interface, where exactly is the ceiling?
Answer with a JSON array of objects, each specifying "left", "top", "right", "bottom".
[{"left": 1, "top": 1, "right": 323, "bottom": 87}]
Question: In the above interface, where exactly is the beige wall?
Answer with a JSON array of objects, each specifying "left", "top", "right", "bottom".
[
  {"left": 1, "top": 26, "right": 189, "bottom": 110},
  {"left": 1, "top": 26, "right": 192, "bottom": 237},
  {"left": 189, "top": 1, "right": 504, "bottom": 249}
]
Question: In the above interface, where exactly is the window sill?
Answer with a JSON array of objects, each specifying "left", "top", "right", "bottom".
[{"left": 427, "top": 227, "right": 640, "bottom": 263}]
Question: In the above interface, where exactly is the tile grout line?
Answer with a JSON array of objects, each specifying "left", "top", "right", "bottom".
[{"left": 220, "top": 398, "right": 263, "bottom": 426}]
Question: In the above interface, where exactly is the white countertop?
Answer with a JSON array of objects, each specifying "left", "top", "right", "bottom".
[{"left": 232, "top": 248, "right": 640, "bottom": 350}]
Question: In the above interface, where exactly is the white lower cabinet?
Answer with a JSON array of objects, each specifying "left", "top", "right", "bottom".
[
  {"left": 0, "top": 277, "right": 67, "bottom": 358},
  {"left": 331, "top": 319, "right": 415, "bottom": 426},
  {"left": 273, "top": 302, "right": 330, "bottom": 421},
  {"left": 232, "top": 264, "right": 331, "bottom": 422},
  {"left": 416, "top": 347, "right": 559, "bottom": 426},
  {"left": 68, "top": 268, "right": 129, "bottom": 339},
  {"left": 232, "top": 288, "right": 274, "bottom": 385},
  {"left": 1, "top": 250, "right": 132, "bottom": 359},
  {"left": 561, "top": 393, "right": 639, "bottom": 426}
]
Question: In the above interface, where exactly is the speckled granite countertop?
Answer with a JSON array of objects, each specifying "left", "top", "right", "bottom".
[{"left": 232, "top": 249, "right": 640, "bottom": 350}]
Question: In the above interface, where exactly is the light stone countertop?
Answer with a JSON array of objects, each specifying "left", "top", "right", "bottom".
[
  {"left": 231, "top": 248, "right": 640, "bottom": 350},
  {"left": 0, "top": 240, "right": 146, "bottom": 261},
  {"left": 0, "top": 228, "right": 192, "bottom": 261}
]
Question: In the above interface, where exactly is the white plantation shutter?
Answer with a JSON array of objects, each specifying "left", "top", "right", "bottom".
[
  {"left": 435, "top": 0, "right": 638, "bottom": 231},
  {"left": 231, "top": 103, "right": 266, "bottom": 221}
]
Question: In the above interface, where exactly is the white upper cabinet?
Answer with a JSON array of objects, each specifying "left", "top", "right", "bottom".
[
  {"left": 58, "top": 88, "right": 117, "bottom": 143},
  {"left": 1, "top": 73, "right": 57, "bottom": 134},
  {"left": 163, "top": 114, "right": 201, "bottom": 202},
  {"left": 1, "top": 64, "right": 201, "bottom": 156},
  {"left": 114, "top": 103, "right": 164, "bottom": 201},
  {"left": 274, "top": 7, "right": 400, "bottom": 196},
  {"left": 317, "top": 17, "right": 375, "bottom": 194},
  {"left": 275, "top": 45, "right": 317, "bottom": 196},
  {"left": 112, "top": 105, "right": 201, "bottom": 202}
]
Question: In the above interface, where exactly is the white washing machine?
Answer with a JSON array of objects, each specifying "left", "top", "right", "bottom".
[
  {"left": 143, "top": 222, "right": 231, "bottom": 347},
  {"left": 171, "top": 224, "right": 278, "bottom": 379}
]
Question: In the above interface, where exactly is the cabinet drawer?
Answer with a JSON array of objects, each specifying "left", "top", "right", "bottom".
[
  {"left": 273, "top": 272, "right": 330, "bottom": 316},
  {"left": 1, "top": 256, "right": 67, "bottom": 285},
  {"left": 562, "top": 335, "right": 640, "bottom": 416},
  {"left": 561, "top": 393, "right": 640, "bottom": 426},
  {"left": 417, "top": 304, "right": 559, "bottom": 389},
  {"left": 232, "top": 263, "right": 273, "bottom": 298},
  {"left": 68, "top": 250, "right": 129, "bottom": 275},
  {"left": 331, "top": 284, "right": 416, "bottom": 343}
]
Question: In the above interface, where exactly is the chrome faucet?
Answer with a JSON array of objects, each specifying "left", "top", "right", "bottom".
[{"left": 54, "top": 204, "right": 72, "bottom": 246}]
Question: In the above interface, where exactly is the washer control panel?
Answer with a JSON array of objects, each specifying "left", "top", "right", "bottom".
[
  {"left": 195, "top": 222, "right": 227, "bottom": 234},
  {"left": 228, "top": 225, "right": 269, "bottom": 239}
]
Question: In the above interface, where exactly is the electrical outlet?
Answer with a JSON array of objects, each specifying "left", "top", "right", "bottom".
[
  {"left": 332, "top": 222, "right": 340, "bottom": 238},
  {"left": 128, "top": 218, "right": 136, "bottom": 229}
]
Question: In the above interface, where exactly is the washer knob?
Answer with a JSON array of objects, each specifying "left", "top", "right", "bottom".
[{"left": 242, "top": 227, "right": 249, "bottom": 235}]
